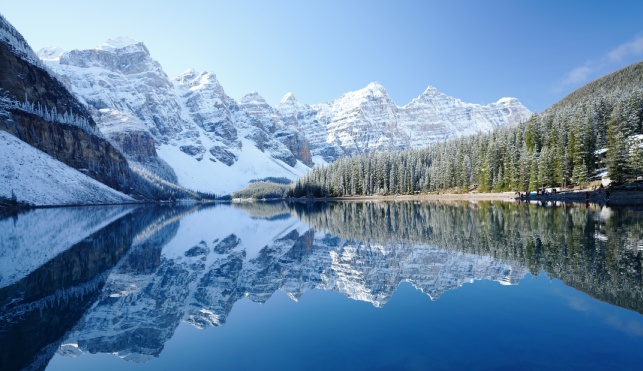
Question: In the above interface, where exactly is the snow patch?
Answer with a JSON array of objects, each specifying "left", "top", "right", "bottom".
[
  {"left": 96, "top": 37, "right": 141, "bottom": 51},
  {"left": 0, "top": 131, "right": 134, "bottom": 206}
]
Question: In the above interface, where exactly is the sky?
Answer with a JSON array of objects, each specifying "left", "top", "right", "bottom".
[{"left": 2, "top": 0, "right": 643, "bottom": 112}]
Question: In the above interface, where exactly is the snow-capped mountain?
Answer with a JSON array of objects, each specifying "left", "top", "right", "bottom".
[
  {"left": 276, "top": 82, "right": 531, "bottom": 161},
  {"left": 399, "top": 86, "right": 530, "bottom": 148},
  {"left": 39, "top": 38, "right": 531, "bottom": 195},
  {"left": 40, "top": 39, "right": 311, "bottom": 195}
]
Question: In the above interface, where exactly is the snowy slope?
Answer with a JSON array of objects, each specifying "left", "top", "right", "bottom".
[
  {"left": 41, "top": 42, "right": 311, "bottom": 195},
  {"left": 0, "top": 131, "right": 134, "bottom": 206},
  {"left": 157, "top": 137, "right": 309, "bottom": 195},
  {"left": 39, "top": 39, "right": 531, "bottom": 194}
]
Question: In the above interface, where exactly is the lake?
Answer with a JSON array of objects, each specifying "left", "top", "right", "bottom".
[{"left": 1, "top": 200, "right": 643, "bottom": 370}]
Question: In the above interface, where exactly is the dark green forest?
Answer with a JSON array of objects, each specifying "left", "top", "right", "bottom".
[{"left": 290, "top": 62, "right": 643, "bottom": 197}]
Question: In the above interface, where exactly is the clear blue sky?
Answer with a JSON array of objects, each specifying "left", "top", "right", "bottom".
[{"left": 2, "top": 0, "right": 643, "bottom": 112}]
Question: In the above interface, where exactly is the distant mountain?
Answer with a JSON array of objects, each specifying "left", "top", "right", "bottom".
[
  {"left": 293, "top": 83, "right": 531, "bottom": 159},
  {"left": 40, "top": 40, "right": 312, "bottom": 195},
  {"left": 39, "top": 38, "right": 531, "bottom": 194}
]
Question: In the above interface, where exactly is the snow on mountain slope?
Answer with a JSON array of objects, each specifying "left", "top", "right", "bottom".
[
  {"left": 41, "top": 42, "right": 311, "bottom": 195},
  {"left": 311, "top": 82, "right": 407, "bottom": 156},
  {"left": 287, "top": 82, "right": 533, "bottom": 160},
  {"left": 158, "top": 137, "right": 309, "bottom": 195},
  {"left": 0, "top": 131, "right": 134, "bottom": 206},
  {"left": 38, "top": 38, "right": 531, "bottom": 194},
  {"left": 398, "top": 86, "right": 531, "bottom": 147},
  {"left": 50, "top": 39, "right": 190, "bottom": 141}
]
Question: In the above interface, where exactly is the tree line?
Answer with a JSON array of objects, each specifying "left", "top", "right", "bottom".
[{"left": 290, "top": 62, "right": 643, "bottom": 197}]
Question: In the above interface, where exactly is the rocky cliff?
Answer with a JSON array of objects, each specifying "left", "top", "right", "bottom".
[{"left": 0, "top": 15, "right": 134, "bottom": 196}]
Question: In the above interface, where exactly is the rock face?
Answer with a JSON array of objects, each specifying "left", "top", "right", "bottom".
[
  {"left": 398, "top": 87, "right": 529, "bottom": 148},
  {"left": 39, "top": 38, "right": 531, "bottom": 194},
  {"left": 41, "top": 43, "right": 312, "bottom": 194},
  {"left": 0, "top": 15, "right": 133, "bottom": 194},
  {"left": 280, "top": 83, "right": 532, "bottom": 162}
]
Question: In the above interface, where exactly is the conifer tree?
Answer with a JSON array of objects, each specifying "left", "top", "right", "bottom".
[{"left": 606, "top": 102, "right": 630, "bottom": 184}]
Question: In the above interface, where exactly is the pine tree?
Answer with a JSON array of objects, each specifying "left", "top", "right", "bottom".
[{"left": 606, "top": 102, "right": 630, "bottom": 184}]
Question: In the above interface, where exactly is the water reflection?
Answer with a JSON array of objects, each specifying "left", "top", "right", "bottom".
[
  {"left": 0, "top": 201, "right": 642, "bottom": 370},
  {"left": 289, "top": 201, "right": 643, "bottom": 313}
]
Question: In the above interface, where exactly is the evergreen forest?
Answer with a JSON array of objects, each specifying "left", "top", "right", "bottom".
[{"left": 290, "top": 62, "right": 643, "bottom": 197}]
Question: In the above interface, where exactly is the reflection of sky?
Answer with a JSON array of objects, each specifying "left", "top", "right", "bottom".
[
  {"left": 560, "top": 280, "right": 643, "bottom": 337},
  {"left": 47, "top": 271, "right": 643, "bottom": 370}
]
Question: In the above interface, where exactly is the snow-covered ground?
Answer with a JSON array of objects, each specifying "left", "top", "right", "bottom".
[
  {"left": 0, "top": 131, "right": 134, "bottom": 206},
  {"left": 158, "top": 137, "right": 309, "bottom": 195}
]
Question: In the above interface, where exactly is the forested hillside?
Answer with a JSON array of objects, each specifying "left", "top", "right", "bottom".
[{"left": 291, "top": 61, "right": 643, "bottom": 197}]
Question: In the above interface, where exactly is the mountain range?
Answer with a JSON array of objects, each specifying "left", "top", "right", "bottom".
[
  {"left": 38, "top": 37, "right": 531, "bottom": 196},
  {"left": 1, "top": 14, "right": 531, "bottom": 202}
]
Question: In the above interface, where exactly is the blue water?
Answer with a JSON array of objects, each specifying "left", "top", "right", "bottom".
[
  {"left": 44, "top": 275, "right": 643, "bottom": 371},
  {"left": 2, "top": 201, "right": 643, "bottom": 370}
]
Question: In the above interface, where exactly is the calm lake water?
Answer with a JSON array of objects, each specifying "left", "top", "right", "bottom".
[{"left": 1, "top": 201, "right": 643, "bottom": 370}]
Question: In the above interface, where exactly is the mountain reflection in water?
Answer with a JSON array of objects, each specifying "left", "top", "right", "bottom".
[{"left": 1, "top": 201, "right": 642, "bottom": 370}]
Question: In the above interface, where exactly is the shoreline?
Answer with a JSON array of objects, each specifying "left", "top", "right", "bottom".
[{"left": 287, "top": 185, "right": 643, "bottom": 206}]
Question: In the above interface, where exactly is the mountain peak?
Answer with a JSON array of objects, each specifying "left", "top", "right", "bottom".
[
  {"left": 344, "top": 81, "right": 390, "bottom": 101},
  {"left": 175, "top": 69, "right": 221, "bottom": 90},
  {"left": 239, "top": 92, "right": 268, "bottom": 105},
  {"left": 37, "top": 46, "right": 65, "bottom": 61},
  {"left": 97, "top": 37, "right": 139, "bottom": 49},
  {"left": 176, "top": 68, "right": 199, "bottom": 81},
  {"left": 279, "top": 92, "right": 298, "bottom": 104},
  {"left": 496, "top": 97, "right": 517, "bottom": 104},
  {"left": 96, "top": 37, "right": 148, "bottom": 54},
  {"left": 421, "top": 85, "right": 442, "bottom": 96},
  {"left": 361, "top": 82, "right": 389, "bottom": 96}
]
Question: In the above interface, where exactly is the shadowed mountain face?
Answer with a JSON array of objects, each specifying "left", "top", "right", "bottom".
[
  {"left": 1, "top": 201, "right": 641, "bottom": 368},
  {"left": 0, "top": 15, "right": 133, "bottom": 195}
]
